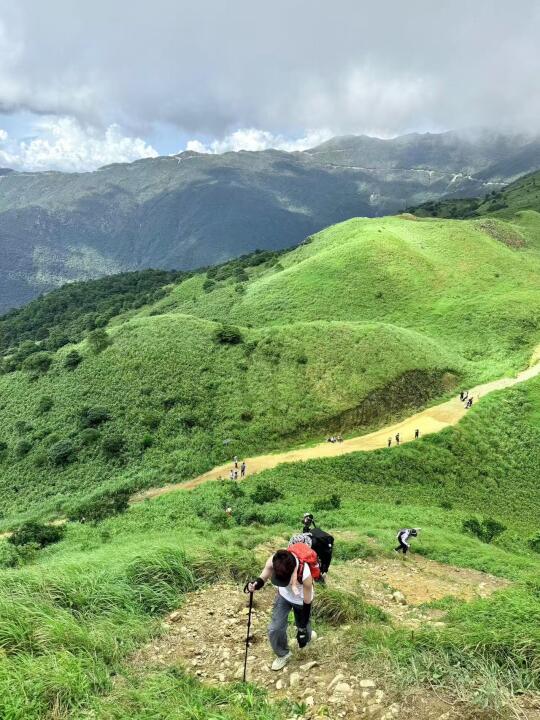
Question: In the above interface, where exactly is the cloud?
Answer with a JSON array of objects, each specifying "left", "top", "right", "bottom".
[
  {"left": 0, "top": 117, "right": 158, "bottom": 172},
  {"left": 0, "top": 0, "right": 539, "bottom": 161},
  {"left": 185, "top": 128, "right": 333, "bottom": 154}
]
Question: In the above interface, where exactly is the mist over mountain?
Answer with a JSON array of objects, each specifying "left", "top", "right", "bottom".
[{"left": 1, "top": 129, "right": 539, "bottom": 312}]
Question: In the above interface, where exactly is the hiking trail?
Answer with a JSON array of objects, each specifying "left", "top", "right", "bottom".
[
  {"left": 136, "top": 351, "right": 540, "bottom": 501},
  {"left": 132, "top": 546, "right": 516, "bottom": 720}
]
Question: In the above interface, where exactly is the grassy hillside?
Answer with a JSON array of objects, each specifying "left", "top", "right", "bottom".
[
  {"left": 0, "top": 375, "right": 538, "bottom": 719},
  {"left": 0, "top": 212, "right": 539, "bottom": 523}
]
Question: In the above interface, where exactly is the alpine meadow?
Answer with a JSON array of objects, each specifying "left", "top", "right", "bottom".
[{"left": 1, "top": 3, "right": 540, "bottom": 719}]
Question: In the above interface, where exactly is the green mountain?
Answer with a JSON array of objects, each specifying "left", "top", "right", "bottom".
[
  {"left": 0, "top": 182, "right": 539, "bottom": 719},
  {"left": 1, "top": 130, "right": 540, "bottom": 312}
]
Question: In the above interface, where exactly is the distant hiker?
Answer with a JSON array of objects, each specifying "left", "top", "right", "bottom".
[
  {"left": 241, "top": 461, "right": 246, "bottom": 478},
  {"left": 414, "top": 428, "right": 420, "bottom": 440},
  {"left": 233, "top": 455, "right": 239, "bottom": 468},
  {"left": 302, "top": 513, "right": 315, "bottom": 533},
  {"left": 466, "top": 397, "right": 473, "bottom": 409},
  {"left": 229, "top": 469, "right": 235, "bottom": 481},
  {"left": 388, "top": 437, "right": 392, "bottom": 448},
  {"left": 394, "top": 528, "right": 419, "bottom": 555},
  {"left": 459, "top": 391, "right": 464, "bottom": 401},
  {"left": 462, "top": 390, "right": 469, "bottom": 402},
  {"left": 225, "top": 507, "right": 233, "bottom": 518},
  {"left": 336, "top": 435, "right": 343, "bottom": 443},
  {"left": 246, "top": 545, "right": 318, "bottom": 670},
  {"left": 234, "top": 469, "right": 239, "bottom": 480},
  {"left": 395, "top": 433, "right": 400, "bottom": 445}
]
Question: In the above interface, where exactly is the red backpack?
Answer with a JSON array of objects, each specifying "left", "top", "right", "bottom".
[{"left": 288, "top": 542, "right": 321, "bottom": 583}]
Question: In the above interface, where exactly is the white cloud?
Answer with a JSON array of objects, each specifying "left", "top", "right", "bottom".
[
  {"left": 185, "top": 128, "right": 333, "bottom": 155},
  {"left": 0, "top": 116, "right": 158, "bottom": 172}
]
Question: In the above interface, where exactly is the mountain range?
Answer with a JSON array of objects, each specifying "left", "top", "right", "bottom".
[{"left": 1, "top": 129, "right": 540, "bottom": 312}]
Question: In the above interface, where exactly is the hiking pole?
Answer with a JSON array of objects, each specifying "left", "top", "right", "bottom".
[{"left": 243, "top": 590, "right": 254, "bottom": 683}]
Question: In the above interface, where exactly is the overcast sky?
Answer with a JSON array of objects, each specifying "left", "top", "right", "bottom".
[{"left": 0, "top": 0, "right": 539, "bottom": 171}]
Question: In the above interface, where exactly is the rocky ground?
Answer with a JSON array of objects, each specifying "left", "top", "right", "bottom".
[{"left": 131, "top": 552, "right": 519, "bottom": 720}]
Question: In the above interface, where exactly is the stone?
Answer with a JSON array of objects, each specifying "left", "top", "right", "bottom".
[
  {"left": 169, "top": 610, "right": 182, "bottom": 622},
  {"left": 359, "top": 679, "right": 376, "bottom": 688},
  {"left": 333, "top": 682, "right": 353, "bottom": 696},
  {"left": 392, "top": 591, "right": 407, "bottom": 605},
  {"left": 302, "top": 687, "right": 317, "bottom": 697},
  {"left": 276, "top": 679, "right": 286, "bottom": 690},
  {"left": 289, "top": 672, "right": 301, "bottom": 687},
  {"left": 328, "top": 673, "right": 345, "bottom": 690},
  {"left": 305, "top": 696, "right": 315, "bottom": 707},
  {"left": 299, "top": 660, "right": 319, "bottom": 671},
  {"left": 374, "top": 690, "right": 385, "bottom": 702}
]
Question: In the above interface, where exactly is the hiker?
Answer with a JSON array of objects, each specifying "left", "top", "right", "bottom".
[
  {"left": 388, "top": 437, "right": 392, "bottom": 448},
  {"left": 459, "top": 391, "right": 464, "bottom": 401},
  {"left": 302, "top": 512, "right": 315, "bottom": 533},
  {"left": 234, "top": 469, "right": 239, "bottom": 480},
  {"left": 394, "top": 528, "right": 419, "bottom": 555},
  {"left": 246, "top": 546, "right": 317, "bottom": 670},
  {"left": 462, "top": 390, "right": 468, "bottom": 402},
  {"left": 395, "top": 432, "right": 400, "bottom": 445},
  {"left": 233, "top": 455, "right": 239, "bottom": 468},
  {"left": 466, "top": 397, "right": 473, "bottom": 409},
  {"left": 414, "top": 428, "right": 420, "bottom": 440},
  {"left": 241, "top": 461, "right": 246, "bottom": 478},
  {"left": 229, "top": 469, "right": 235, "bottom": 481},
  {"left": 336, "top": 434, "right": 343, "bottom": 443},
  {"left": 225, "top": 506, "right": 233, "bottom": 518}
]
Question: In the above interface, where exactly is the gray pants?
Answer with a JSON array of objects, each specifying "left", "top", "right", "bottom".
[{"left": 268, "top": 594, "right": 312, "bottom": 657}]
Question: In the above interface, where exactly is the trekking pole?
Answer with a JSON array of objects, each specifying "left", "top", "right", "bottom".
[{"left": 243, "top": 590, "right": 254, "bottom": 683}]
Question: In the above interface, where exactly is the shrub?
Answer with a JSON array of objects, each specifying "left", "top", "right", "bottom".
[
  {"left": 15, "top": 439, "right": 32, "bottom": 458},
  {"left": 141, "top": 434, "right": 154, "bottom": 449},
  {"left": 528, "top": 532, "right": 540, "bottom": 553},
  {"left": 21, "top": 351, "right": 53, "bottom": 373},
  {"left": 67, "top": 487, "right": 132, "bottom": 523},
  {"left": 0, "top": 440, "right": 7, "bottom": 453},
  {"left": 102, "top": 433, "right": 126, "bottom": 459},
  {"left": 202, "top": 278, "right": 216, "bottom": 293},
  {"left": 190, "top": 547, "right": 257, "bottom": 584},
  {"left": 37, "top": 395, "right": 54, "bottom": 414},
  {"left": 8, "top": 521, "right": 65, "bottom": 548},
  {"left": 314, "top": 493, "right": 341, "bottom": 511},
  {"left": 141, "top": 412, "right": 161, "bottom": 430},
  {"left": 314, "top": 587, "right": 387, "bottom": 625},
  {"left": 333, "top": 540, "right": 377, "bottom": 561},
  {"left": 440, "top": 500, "right": 453, "bottom": 510},
  {"left": 126, "top": 548, "right": 195, "bottom": 613},
  {"left": 79, "top": 428, "right": 101, "bottom": 445},
  {"left": 48, "top": 439, "right": 77, "bottom": 466},
  {"left": 14, "top": 420, "right": 33, "bottom": 435},
  {"left": 240, "top": 410, "right": 254, "bottom": 422},
  {"left": 79, "top": 406, "right": 111, "bottom": 428},
  {"left": 462, "top": 516, "right": 507, "bottom": 543},
  {"left": 87, "top": 328, "right": 111, "bottom": 353},
  {"left": 64, "top": 350, "right": 82, "bottom": 370},
  {"left": 250, "top": 482, "right": 283, "bottom": 505},
  {"left": 212, "top": 325, "right": 243, "bottom": 345}
]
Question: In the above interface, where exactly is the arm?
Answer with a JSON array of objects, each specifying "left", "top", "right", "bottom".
[{"left": 246, "top": 555, "right": 273, "bottom": 592}]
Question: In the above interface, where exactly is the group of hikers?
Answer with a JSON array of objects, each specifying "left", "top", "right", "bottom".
[
  {"left": 326, "top": 435, "right": 343, "bottom": 443},
  {"left": 244, "top": 513, "right": 419, "bottom": 671},
  {"left": 228, "top": 455, "right": 247, "bottom": 481},
  {"left": 387, "top": 428, "right": 420, "bottom": 447},
  {"left": 460, "top": 390, "right": 474, "bottom": 409}
]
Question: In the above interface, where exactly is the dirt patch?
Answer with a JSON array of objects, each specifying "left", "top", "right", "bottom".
[{"left": 475, "top": 219, "right": 526, "bottom": 248}]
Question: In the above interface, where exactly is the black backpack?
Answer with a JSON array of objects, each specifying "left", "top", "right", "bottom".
[{"left": 309, "top": 526, "right": 334, "bottom": 575}]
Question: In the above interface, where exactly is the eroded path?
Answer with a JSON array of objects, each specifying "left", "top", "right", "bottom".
[
  {"left": 133, "top": 552, "right": 511, "bottom": 720},
  {"left": 137, "top": 351, "right": 540, "bottom": 501}
]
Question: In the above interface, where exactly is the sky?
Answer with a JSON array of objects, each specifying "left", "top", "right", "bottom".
[{"left": 0, "top": 0, "right": 539, "bottom": 172}]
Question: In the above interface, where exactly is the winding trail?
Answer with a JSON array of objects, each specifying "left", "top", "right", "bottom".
[{"left": 136, "top": 350, "right": 540, "bottom": 502}]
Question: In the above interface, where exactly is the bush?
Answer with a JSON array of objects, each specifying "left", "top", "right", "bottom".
[
  {"left": 333, "top": 540, "right": 377, "bottom": 561},
  {"left": 79, "top": 428, "right": 101, "bottom": 446},
  {"left": 250, "top": 482, "right": 283, "bottom": 505},
  {"left": 8, "top": 521, "right": 65, "bottom": 548},
  {"left": 212, "top": 325, "right": 243, "bottom": 345},
  {"left": 141, "top": 412, "right": 161, "bottom": 430},
  {"left": 126, "top": 548, "right": 195, "bottom": 613},
  {"left": 314, "top": 493, "right": 341, "bottom": 511},
  {"left": 190, "top": 547, "right": 257, "bottom": 584},
  {"left": 67, "top": 487, "right": 132, "bottom": 523},
  {"left": 48, "top": 439, "right": 77, "bottom": 466},
  {"left": 64, "top": 350, "right": 82, "bottom": 370},
  {"left": 527, "top": 532, "right": 540, "bottom": 553},
  {"left": 462, "top": 516, "right": 507, "bottom": 543},
  {"left": 87, "top": 328, "right": 111, "bottom": 354},
  {"left": 314, "top": 587, "right": 387, "bottom": 625},
  {"left": 0, "top": 440, "right": 7, "bottom": 453},
  {"left": 15, "top": 439, "right": 32, "bottom": 458},
  {"left": 79, "top": 406, "right": 111, "bottom": 428},
  {"left": 21, "top": 351, "right": 53, "bottom": 373},
  {"left": 37, "top": 395, "right": 54, "bottom": 414},
  {"left": 102, "top": 433, "right": 126, "bottom": 459},
  {"left": 202, "top": 278, "right": 216, "bottom": 293}
]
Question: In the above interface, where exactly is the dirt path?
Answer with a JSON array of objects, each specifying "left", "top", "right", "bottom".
[
  {"left": 137, "top": 352, "right": 540, "bottom": 501},
  {"left": 133, "top": 553, "right": 511, "bottom": 720}
]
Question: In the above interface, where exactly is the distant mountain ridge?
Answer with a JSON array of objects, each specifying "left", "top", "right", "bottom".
[{"left": 1, "top": 129, "right": 539, "bottom": 312}]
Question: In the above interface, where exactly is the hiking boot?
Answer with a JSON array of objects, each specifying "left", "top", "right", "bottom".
[{"left": 271, "top": 652, "right": 292, "bottom": 671}]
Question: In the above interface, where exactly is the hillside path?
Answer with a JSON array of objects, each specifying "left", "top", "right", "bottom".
[{"left": 136, "top": 352, "right": 540, "bottom": 501}]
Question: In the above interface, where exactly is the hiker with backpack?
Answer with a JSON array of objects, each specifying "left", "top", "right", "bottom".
[
  {"left": 394, "top": 527, "right": 419, "bottom": 555},
  {"left": 246, "top": 542, "right": 319, "bottom": 670}
]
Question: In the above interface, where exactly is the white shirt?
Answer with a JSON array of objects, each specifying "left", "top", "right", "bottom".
[{"left": 277, "top": 558, "right": 313, "bottom": 605}]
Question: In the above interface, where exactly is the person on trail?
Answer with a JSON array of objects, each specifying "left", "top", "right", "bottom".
[
  {"left": 463, "top": 390, "right": 469, "bottom": 402},
  {"left": 388, "top": 437, "right": 392, "bottom": 448},
  {"left": 246, "top": 548, "right": 317, "bottom": 670},
  {"left": 241, "top": 461, "right": 246, "bottom": 478},
  {"left": 302, "top": 513, "right": 315, "bottom": 533},
  {"left": 229, "top": 469, "right": 235, "bottom": 481},
  {"left": 459, "top": 391, "right": 464, "bottom": 401},
  {"left": 233, "top": 455, "right": 238, "bottom": 468},
  {"left": 466, "top": 397, "right": 473, "bottom": 409},
  {"left": 395, "top": 433, "right": 400, "bottom": 445},
  {"left": 234, "top": 469, "right": 239, "bottom": 480},
  {"left": 414, "top": 428, "right": 420, "bottom": 440},
  {"left": 394, "top": 528, "right": 419, "bottom": 555}
]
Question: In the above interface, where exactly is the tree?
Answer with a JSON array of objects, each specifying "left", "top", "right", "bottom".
[
  {"left": 48, "top": 439, "right": 77, "bottom": 466},
  {"left": 37, "top": 396, "right": 54, "bottom": 414},
  {"left": 87, "top": 329, "right": 111, "bottom": 354},
  {"left": 64, "top": 350, "right": 82, "bottom": 370},
  {"left": 21, "top": 351, "right": 52, "bottom": 374},
  {"left": 8, "top": 521, "right": 65, "bottom": 548},
  {"left": 212, "top": 325, "right": 243, "bottom": 345}
]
